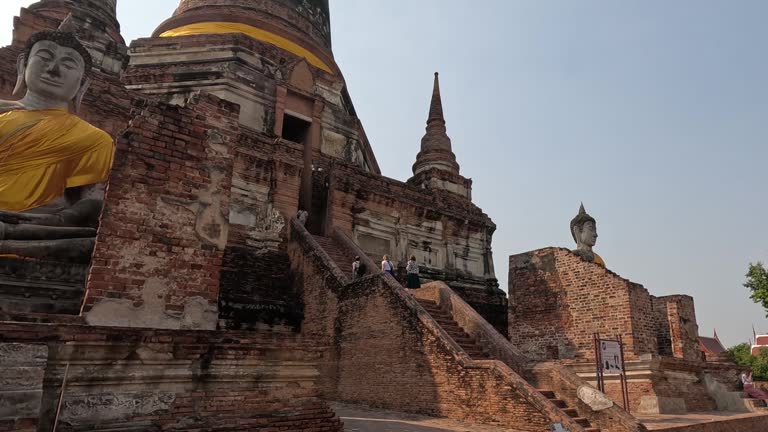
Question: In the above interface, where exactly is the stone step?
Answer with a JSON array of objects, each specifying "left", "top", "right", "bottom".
[
  {"left": 549, "top": 399, "right": 567, "bottom": 409},
  {"left": 537, "top": 390, "right": 556, "bottom": 399},
  {"left": 574, "top": 417, "right": 591, "bottom": 427},
  {"left": 562, "top": 408, "right": 578, "bottom": 418}
]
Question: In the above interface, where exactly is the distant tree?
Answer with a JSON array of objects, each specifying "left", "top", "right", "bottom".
[
  {"left": 728, "top": 343, "right": 768, "bottom": 381},
  {"left": 744, "top": 262, "right": 768, "bottom": 316},
  {"left": 729, "top": 343, "right": 753, "bottom": 366}
]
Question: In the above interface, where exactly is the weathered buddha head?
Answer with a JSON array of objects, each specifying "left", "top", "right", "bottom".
[
  {"left": 13, "top": 16, "right": 93, "bottom": 112},
  {"left": 570, "top": 203, "right": 598, "bottom": 250}
]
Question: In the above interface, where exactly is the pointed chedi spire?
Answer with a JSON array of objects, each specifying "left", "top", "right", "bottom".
[
  {"left": 428, "top": 71, "right": 445, "bottom": 123},
  {"left": 412, "top": 72, "right": 460, "bottom": 176}
]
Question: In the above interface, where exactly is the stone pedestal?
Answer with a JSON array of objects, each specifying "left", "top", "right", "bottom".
[
  {"left": 0, "top": 258, "right": 87, "bottom": 315},
  {"left": 0, "top": 344, "right": 48, "bottom": 432},
  {"left": 569, "top": 356, "right": 745, "bottom": 414}
]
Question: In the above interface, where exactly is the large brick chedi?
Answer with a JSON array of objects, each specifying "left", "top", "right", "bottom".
[{"left": 125, "top": 0, "right": 506, "bottom": 332}]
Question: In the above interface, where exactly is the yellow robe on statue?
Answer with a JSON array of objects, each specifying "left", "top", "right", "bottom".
[
  {"left": 0, "top": 109, "right": 114, "bottom": 212},
  {"left": 594, "top": 252, "right": 606, "bottom": 267}
]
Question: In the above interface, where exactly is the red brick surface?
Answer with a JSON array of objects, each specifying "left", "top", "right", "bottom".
[
  {"left": 509, "top": 248, "right": 700, "bottom": 362},
  {"left": 83, "top": 94, "right": 239, "bottom": 312}
]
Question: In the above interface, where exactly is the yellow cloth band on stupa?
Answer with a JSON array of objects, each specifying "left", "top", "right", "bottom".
[
  {"left": 0, "top": 109, "right": 115, "bottom": 212},
  {"left": 159, "top": 22, "right": 334, "bottom": 74}
]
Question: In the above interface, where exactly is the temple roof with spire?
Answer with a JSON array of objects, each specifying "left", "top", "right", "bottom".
[
  {"left": 408, "top": 73, "right": 472, "bottom": 200},
  {"left": 412, "top": 72, "right": 460, "bottom": 176}
]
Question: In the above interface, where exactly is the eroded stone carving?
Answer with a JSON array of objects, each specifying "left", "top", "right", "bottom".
[
  {"left": 60, "top": 391, "right": 176, "bottom": 424},
  {"left": 84, "top": 277, "right": 217, "bottom": 330},
  {"left": 577, "top": 385, "right": 614, "bottom": 411},
  {"left": 161, "top": 166, "right": 229, "bottom": 251}
]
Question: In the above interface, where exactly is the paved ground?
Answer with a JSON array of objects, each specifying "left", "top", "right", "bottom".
[
  {"left": 333, "top": 402, "right": 768, "bottom": 431},
  {"left": 637, "top": 411, "right": 768, "bottom": 430},
  {"left": 331, "top": 403, "right": 520, "bottom": 432}
]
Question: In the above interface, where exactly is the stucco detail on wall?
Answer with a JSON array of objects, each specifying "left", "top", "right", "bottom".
[{"left": 85, "top": 278, "right": 217, "bottom": 330}]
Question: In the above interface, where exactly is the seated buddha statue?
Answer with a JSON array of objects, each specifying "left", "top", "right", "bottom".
[
  {"left": 0, "top": 17, "right": 114, "bottom": 263},
  {"left": 570, "top": 203, "right": 605, "bottom": 267}
]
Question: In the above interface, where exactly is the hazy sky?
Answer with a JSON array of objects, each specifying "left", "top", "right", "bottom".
[{"left": 1, "top": 1, "right": 766, "bottom": 347}]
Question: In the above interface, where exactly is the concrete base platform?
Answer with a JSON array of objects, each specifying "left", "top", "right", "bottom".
[
  {"left": 638, "top": 411, "right": 768, "bottom": 431},
  {"left": 331, "top": 402, "right": 517, "bottom": 432}
]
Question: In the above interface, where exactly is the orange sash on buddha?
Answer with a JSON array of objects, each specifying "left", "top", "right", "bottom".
[{"left": 0, "top": 109, "right": 114, "bottom": 212}]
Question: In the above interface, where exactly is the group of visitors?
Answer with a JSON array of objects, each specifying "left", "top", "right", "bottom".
[{"left": 351, "top": 254, "right": 422, "bottom": 288}]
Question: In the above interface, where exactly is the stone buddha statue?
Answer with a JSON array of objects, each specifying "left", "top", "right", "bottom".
[
  {"left": 570, "top": 203, "right": 605, "bottom": 267},
  {"left": 0, "top": 16, "right": 114, "bottom": 263}
]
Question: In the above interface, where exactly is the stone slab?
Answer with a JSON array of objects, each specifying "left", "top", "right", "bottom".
[{"left": 638, "top": 396, "right": 687, "bottom": 414}]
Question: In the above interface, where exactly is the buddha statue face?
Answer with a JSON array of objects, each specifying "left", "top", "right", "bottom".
[
  {"left": 24, "top": 39, "right": 86, "bottom": 104},
  {"left": 574, "top": 220, "right": 598, "bottom": 248}
]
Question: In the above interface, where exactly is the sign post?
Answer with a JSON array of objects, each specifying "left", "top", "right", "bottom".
[{"left": 594, "top": 334, "right": 630, "bottom": 412}]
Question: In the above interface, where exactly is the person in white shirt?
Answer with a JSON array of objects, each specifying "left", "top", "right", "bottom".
[{"left": 381, "top": 255, "right": 395, "bottom": 277}]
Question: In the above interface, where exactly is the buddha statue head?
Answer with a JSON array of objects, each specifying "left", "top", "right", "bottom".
[
  {"left": 570, "top": 203, "right": 604, "bottom": 266},
  {"left": 13, "top": 15, "right": 93, "bottom": 112},
  {"left": 570, "top": 203, "right": 597, "bottom": 249}
]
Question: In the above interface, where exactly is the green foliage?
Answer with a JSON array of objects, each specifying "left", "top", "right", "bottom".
[
  {"left": 745, "top": 262, "right": 768, "bottom": 316},
  {"left": 728, "top": 343, "right": 768, "bottom": 381},
  {"left": 729, "top": 343, "right": 753, "bottom": 366}
]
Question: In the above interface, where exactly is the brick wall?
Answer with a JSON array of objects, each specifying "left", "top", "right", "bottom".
[
  {"left": 508, "top": 248, "right": 689, "bottom": 361},
  {"left": 0, "top": 322, "right": 342, "bottom": 432},
  {"left": 218, "top": 132, "right": 306, "bottom": 330},
  {"left": 656, "top": 295, "right": 701, "bottom": 361}
]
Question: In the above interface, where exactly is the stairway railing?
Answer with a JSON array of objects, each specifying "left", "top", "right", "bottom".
[{"left": 290, "top": 218, "right": 350, "bottom": 285}]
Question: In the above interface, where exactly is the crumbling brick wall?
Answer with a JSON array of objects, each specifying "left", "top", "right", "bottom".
[
  {"left": 218, "top": 131, "right": 305, "bottom": 330},
  {"left": 654, "top": 295, "right": 701, "bottom": 361},
  {"left": 509, "top": 248, "right": 659, "bottom": 361},
  {"left": 82, "top": 94, "right": 239, "bottom": 329}
]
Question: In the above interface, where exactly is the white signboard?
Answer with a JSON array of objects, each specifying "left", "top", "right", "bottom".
[{"left": 600, "top": 340, "right": 624, "bottom": 375}]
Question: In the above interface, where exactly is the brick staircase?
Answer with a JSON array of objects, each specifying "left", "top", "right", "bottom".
[
  {"left": 313, "top": 235, "right": 353, "bottom": 276},
  {"left": 416, "top": 298, "right": 490, "bottom": 359},
  {"left": 538, "top": 390, "right": 601, "bottom": 432},
  {"left": 416, "top": 297, "right": 600, "bottom": 432}
]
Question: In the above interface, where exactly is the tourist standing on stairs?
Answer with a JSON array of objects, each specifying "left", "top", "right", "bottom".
[
  {"left": 352, "top": 256, "right": 365, "bottom": 279},
  {"left": 406, "top": 256, "right": 421, "bottom": 288},
  {"left": 381, "top": 255, "right": 395, "bottom": 277}
]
